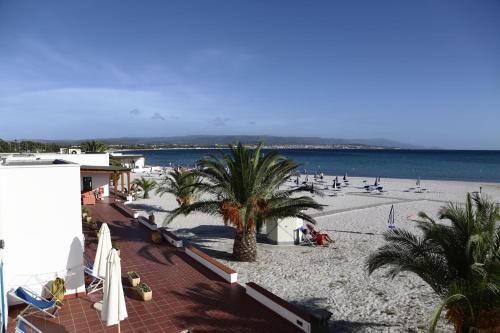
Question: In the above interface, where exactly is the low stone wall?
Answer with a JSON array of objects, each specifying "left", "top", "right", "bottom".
[
  {"left": 185, "top": 245, "right": 237, "bottom": 283},
  {"left": 246, "top": 282, "right": 313, "bottom": 333},
  {"left": 160, "top": 228, "right": 183, "bottom": 248}
]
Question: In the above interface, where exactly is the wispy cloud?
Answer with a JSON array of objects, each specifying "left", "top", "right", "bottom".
[
  {"left": 151, "top": 112, "right": 165, "bottom": 121},
  {"left": 130, "top": 108, "right": 141, "bottom": 115},
  {"left": 211, "top": 116, "right": 230, "bottom": 126}
]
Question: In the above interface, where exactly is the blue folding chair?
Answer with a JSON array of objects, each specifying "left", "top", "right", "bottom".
[
  {"left": 15, "top": 315, "right": 43, "bottom": 333},
  {"left": 84, "top": 255, "right": 104, "bottom": 294},
  {"left": 9, "top": 287, "right": 60, "bottom": 318}
]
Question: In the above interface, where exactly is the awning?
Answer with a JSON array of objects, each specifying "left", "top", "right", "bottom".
[{"left": 80, "top": 165, "right": 131, "bottom": 174}]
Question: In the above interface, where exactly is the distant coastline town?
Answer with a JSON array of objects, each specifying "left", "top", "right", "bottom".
[{"left": 0, "top": 136, "right": 406, "bottom": 153}]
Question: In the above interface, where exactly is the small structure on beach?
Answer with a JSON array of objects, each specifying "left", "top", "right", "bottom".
[
  {"left": 265, "top": 217, "right": 304, "bottom": 245},
  {"left": 110, "top": 153, "right": 145, "bottom": 172}
]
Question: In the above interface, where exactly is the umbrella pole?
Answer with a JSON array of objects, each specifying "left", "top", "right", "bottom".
[{"left": 118, "top": 323, "right": 121, "bottom": 333}]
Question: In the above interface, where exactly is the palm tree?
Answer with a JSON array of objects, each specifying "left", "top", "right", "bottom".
[
  {"left": 133, "top": 177, "right": 157, "bottom": 199},
  {"left": 155, "top": 169, "right": 202, "bottom": 207},
  {"left": 81, "top": 140, "right": 107, "bottom": 152},
  {"left": 366, "top": 193, "right": 500, "bottom": 332},
  {"left": 165, "top": 142, "right": 324, "bottom": 262}
]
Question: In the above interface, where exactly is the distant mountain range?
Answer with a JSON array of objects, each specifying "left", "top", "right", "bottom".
[{"left": 41, "top": 135, "right": 424, "bottom": 149}]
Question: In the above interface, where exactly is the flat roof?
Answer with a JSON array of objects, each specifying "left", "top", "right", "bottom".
[{"left": 1, "top": 159, "right": 72, "bottom": 167}]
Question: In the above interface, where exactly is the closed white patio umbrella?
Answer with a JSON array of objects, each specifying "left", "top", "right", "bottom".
[
  {"left": 93, "top": 223, "right": 112, "bottom": 278},
  {"left": 102, "top": 248, "right": 128, "bottom": 332}
]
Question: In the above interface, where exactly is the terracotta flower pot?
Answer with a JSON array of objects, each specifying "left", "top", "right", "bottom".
[{"left": 151, "top": 231, "right": 162, "bottom": 244}]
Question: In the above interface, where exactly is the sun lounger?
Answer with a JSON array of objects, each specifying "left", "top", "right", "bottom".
[
  {"left": 84, "top": 255, "right": 104, "bottom": 294},
  {"left": 15, "top": 315, "right": 44, "bottom": 333},
  {"left": 9, "top": 287, "right": 60, "bottom": 318},
  {"left": 298, "top": 227, "right": 317, "bottom": 247}
]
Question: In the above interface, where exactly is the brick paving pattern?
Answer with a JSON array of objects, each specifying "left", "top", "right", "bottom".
[{"left": 7, "top": 200, "right": 301, "bottom": 333}]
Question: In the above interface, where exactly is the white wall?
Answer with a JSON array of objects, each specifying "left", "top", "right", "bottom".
[
  {"left": 35, "top": 153, "right": 109, "bottom": 166},
  {"left": 0, "top": 163, "right": 85, "bottom": 303},
  {"left": 111, "top": 154, "right": 145, "bottom": 169},
  {"left": 80, "top": 173, "right": 110, "bottom": 197},
  {"left": 135, "top": 157, "right": 145, "bottom": 169},
  {"left": 266, "top": 217, "right": 303, "bottom": 245}
]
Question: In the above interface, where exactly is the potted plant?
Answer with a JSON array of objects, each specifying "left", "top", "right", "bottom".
[
  {"left": 151, "top": 231, "right": 162, "bottom": 244},
  {"left": 112, "top": 241, "right": 120, "bottom": 256},
  {"left": 82, "top": 207, "right": 91, "bottom": 219},
  {"left": 137, "top": 282, "right": 152, "bottom": 301},
  {"left": 127, "top": 271, "right": 140, "bottom": 286}
]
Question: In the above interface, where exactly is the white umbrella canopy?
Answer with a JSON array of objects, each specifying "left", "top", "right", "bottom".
[
  {"left": 102, "top": 248, "right": 128, "bottom": 329},
  {"left": 93, "top": 223, "right": 112, "bottom": 278}
]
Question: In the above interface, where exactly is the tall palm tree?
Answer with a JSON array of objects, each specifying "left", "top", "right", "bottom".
[
  {"left": 165, "top": 142, "right": 324, "bottom": 262},
  {"left": 81, "top": 140, "right": 107, "bottom": 152},
  {"left": 366, "top": 193, "right": 500, "bottom": 332},
  {"left": 156, "top": 169, "right": 202, "bottom": 207},
  {"left": 133, "top": 177, "right": 157, "bottom": 199}
]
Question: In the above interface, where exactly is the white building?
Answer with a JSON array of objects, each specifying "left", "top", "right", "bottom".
[
  {"left": 0, "top": 149, "right": 133, "bottom": 310},
  {"left": 110, "top": 153, "right": 146, "bottom": 172},
  {"left": 0, "top": 158, "right": 86, "bottom": 303},
  {"left": 0, "top": 152, "right": 132, "bottom": 201}
]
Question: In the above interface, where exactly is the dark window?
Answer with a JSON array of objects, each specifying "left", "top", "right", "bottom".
[{"left": 83, "top": 177, "right": 93, "bottom": 192}]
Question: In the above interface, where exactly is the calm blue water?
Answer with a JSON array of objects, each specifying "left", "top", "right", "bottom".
[{"left": 123, "top": 149, "right": 500, "bottom": 183}]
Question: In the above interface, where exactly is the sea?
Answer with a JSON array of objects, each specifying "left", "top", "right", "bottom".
[{"left": 122, "top": 149, "right": 500, "bottom": 183}]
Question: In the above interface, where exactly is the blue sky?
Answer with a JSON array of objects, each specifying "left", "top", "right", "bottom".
[{"left": 0, "top": 1, "right": 499, "bottom": 149}]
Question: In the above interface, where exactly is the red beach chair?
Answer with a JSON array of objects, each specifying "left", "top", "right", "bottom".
[{"left": 305, "top": 224, "right": 333, "bottom": 246}]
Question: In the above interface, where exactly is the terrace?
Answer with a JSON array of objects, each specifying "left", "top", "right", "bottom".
[{"left": 7, "top": 199, "right": 302, "bottom": 333}]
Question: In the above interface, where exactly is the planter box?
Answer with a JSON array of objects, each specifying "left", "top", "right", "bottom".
[
  {"left": 137, "top": 283, "right": 152, "bottom": 301},
  {"left": 127, "top": 272, "right": 140, "bottom": 287}
]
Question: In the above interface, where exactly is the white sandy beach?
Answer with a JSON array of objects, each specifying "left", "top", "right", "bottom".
[{"left": 128, "top": 172, "right": 500, "bottom": 332}]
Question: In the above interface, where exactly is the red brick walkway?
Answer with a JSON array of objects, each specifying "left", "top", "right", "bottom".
[{"left": 8, "top": 200, "right": 301, "bottom": 333}]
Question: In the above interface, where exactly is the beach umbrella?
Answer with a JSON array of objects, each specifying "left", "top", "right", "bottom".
[
  {"left": 374, "top": 178, "right": 379, "bottom": 187},
  {"left": 102, "top": 248, "right": 128, "bottom": 332},
  {"left": 416, "top": 178, "right": 421, "bottom": 187},
  {"left": 93, "top": 223, "right": 112, "bottom": 278},
  {"left": 343, "top": 173, "right": 347, "bottom": 181},
  {"left": 387, "top": 205, "right": 395, "bottom": 229},
  {"left": 335, "top": 176, "right": 339, "bottom": 185},
  {"left": 333, "top": 178, "right": 337, "bottom": 189}
]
